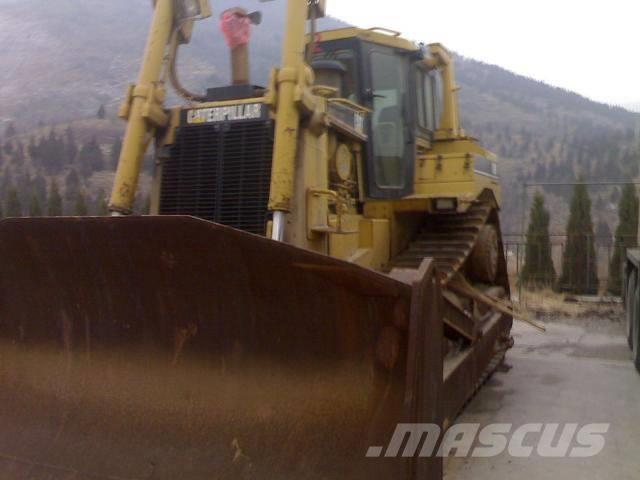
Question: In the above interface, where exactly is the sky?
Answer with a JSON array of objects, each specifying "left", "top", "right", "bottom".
[{"left": 327, "top": 0, "right": 639, "bottom": 108}]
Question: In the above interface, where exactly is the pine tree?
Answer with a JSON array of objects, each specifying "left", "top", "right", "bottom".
[
  {"left": 64, "top": 169, "right": 81, "bottom": 201},
  {"left": 32, "top": 173, "right": 48, "bottom": 206},
  {"left": 521, "top": 192, "right": 556, "bottom": 288},
  {"left": 559, "top": 182, "right": 598, "bottom": 294},
  {"left": 0, "top": 166, "right": 12, "bottom": 198},
  {"left": 78, "top": 136, "right": 104, "bottom": 177},
  {"left": 28, "top": 194, "right": 43, "bottom": 217},
  {"left": 40, "top": 129, "right": 66, "bottom": 175},
  {"left": 65, "top": 127, "right": 78, "bottom": 163},
  {"left": 97, "top": 104, "right": 106, "bottom": 120},
  {"left": 95, "top": 188, "right": 109, "bottom": 216},
  {"left": 4, "top": 122, "right": 16, "bottom": 138},
  {"left": 16, "top": 169, "right": 31, "bottom": 205},
  {"left": 47, "top": 180, "right": 63, "bottom": 216},
  {"left": 133, "top": 193, "right": 141, "bottom": 213},
  {"left": 5, "top": 186, "right": 22, "bottom": 218},
  {"left": 608, "top": 183, "right": 639, "bottom": 295},
  {"left": 143, "top": 194, "right": 151, "bottom": 215},
  {"left": 111, "top": 136, "right": 122, "bottom": 170},
  {"left": 27, "top": 136, "right": 37, "bottom": 158},
  {"left": 74, "top": 190, "right": 88, "bottom": 216},
  {"left": 11, "top": 141, "right": 25, "bottom": 165}
]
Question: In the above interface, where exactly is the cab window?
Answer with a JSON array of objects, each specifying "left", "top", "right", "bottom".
[
  {"left": 370, "top": 50, "right": 408, "bottom": 189},
  {"left": 415, "top": 69, "right": 436, "bottom": 132},
  {"left": 312, "top": 48, "right": 359, "bottom": 103}
]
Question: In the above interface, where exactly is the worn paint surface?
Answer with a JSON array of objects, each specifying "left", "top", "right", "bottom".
[{"left": 0, "top": 216, "right": 438, "bottom": 479}]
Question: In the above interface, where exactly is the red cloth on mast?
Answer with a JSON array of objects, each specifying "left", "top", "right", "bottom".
[{"left": 219, "top": 11, "right": 251, "bottom": 48}]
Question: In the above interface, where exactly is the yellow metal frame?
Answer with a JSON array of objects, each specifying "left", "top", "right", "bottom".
[
  {"left": 110, "top": 0, "right": 175, "bottom": 214},
  {"left": 311, "top": 27, "right": 418, "bottom": 52},
  {"left": 113, "top": 0, "right": 502, "bottom": 274}
]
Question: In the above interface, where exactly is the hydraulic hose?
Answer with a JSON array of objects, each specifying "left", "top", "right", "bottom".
[{"left": 168, "top": 34, "right": 207, "bottom": 102}]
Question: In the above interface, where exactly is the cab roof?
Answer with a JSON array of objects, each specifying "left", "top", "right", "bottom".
[{"left": 311, "top": 27, "right": 420, "bottom": 53}]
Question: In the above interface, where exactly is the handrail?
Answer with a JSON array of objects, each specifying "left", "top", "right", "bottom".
[{"left": 327, "top": 98, "right": 372, "bottom": 114}]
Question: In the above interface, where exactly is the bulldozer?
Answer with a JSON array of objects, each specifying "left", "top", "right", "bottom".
[{"left": 0, "top": 1, "right": 514, "bottom": 479}]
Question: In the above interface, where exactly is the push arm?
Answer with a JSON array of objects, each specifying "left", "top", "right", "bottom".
[{"left": 109, "top": 0, "right": 211, "bottom": 214}]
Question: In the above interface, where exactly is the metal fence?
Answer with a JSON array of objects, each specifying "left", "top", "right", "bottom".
[
  {"left": 513, "top": 181, "right": 640, "bottom": 297},
  {"left": 503, "top": 233, "right": 636, "bottom": 294}
]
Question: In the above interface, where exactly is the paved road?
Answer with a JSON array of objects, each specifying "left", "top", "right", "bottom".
[{"left": 446, "top": 317, "right": 640, "bottom": 479}]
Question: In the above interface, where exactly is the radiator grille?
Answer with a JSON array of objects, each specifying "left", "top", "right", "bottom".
[{"left": 159, "top": 120, "right": 274, "bottom": 235}]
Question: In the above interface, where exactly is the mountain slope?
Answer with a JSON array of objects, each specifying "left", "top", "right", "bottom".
[
  {"left": 456, "top": 56, "right": 638, "bottom": 131},
  {"left": 625, "top": 103, "right": 640, "bottom": 113},
  {"left": 0, "top": 0, "right": 343, "bottom": 126},
  {"left": 0, "top": 0, "right": 638, "bottom": 233},
  {"left": 454, "top": 56, "right": 640, "bottom": 231}
]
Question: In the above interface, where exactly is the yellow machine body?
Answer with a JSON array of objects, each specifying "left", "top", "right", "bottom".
[
  {"left": 145, "top": 25, "right": 502, "bottom": 271},
  {"left": 0, "top": 2, "right": 512, "bottom": 479}
]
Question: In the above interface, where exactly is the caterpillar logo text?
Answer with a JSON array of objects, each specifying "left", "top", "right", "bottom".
[{"left": 186, "top": 103, "right": 265, "bottom": 125}]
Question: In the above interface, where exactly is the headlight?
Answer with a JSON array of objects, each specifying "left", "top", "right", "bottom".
[{"left": 433, "top": 198, "right": 457, "bottom": 212}]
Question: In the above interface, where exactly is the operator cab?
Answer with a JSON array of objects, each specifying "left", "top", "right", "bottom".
[{"left": 311, "top": 29, "right": 442, "bottom": 199}]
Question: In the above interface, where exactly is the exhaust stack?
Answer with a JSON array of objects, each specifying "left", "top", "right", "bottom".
[{"left": 219, "top": 8, "right": 261, "bottom": 85}]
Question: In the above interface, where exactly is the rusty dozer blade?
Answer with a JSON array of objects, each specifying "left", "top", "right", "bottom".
[{"left": 0, "top": 216, "right": 444, "bottom": 480}]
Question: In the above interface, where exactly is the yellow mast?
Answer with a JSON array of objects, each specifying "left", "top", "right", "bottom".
[
  {"left": 109, "top": 0, "right": 175, "bottom": 214},
  {"left": 427, "top": 43, "right": 463, "bottom": 140},
  {"left": 267, "top": 0, "right": 312, "bottom": 239}
]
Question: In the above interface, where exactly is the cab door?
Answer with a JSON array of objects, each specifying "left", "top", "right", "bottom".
[{"left": 363, "top": 44, "right": 415, "bottom": 199}]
